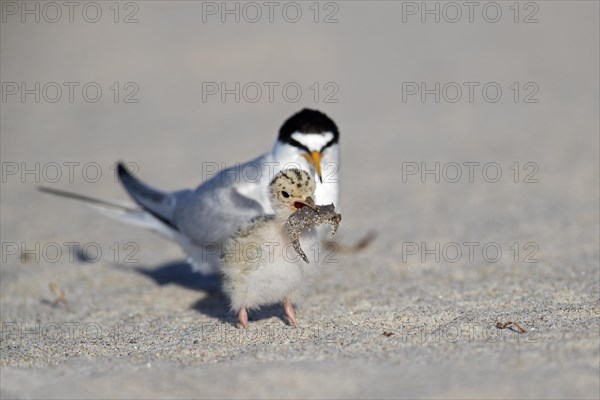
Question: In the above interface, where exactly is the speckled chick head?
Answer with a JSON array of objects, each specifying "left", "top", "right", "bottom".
[{"left": 269, "top": 169, "right": 317, "bottom": 215}]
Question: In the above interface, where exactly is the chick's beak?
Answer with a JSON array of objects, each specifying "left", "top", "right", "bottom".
[
  {"left": 302, "top": 151, "right": 323, "bottom": 183},
  {"left": 294, "top": 196, "right": 317, "bottom": 211}
]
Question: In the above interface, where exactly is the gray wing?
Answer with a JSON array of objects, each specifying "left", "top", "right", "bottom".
[
  {"left": 172, "top": 154, "right": 272, "bottom": 246},
  {"left": 118, "top": 155, "right": 274, "bottom": 247}
]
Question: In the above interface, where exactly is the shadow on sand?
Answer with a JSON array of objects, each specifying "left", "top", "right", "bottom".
[{"left": 134, "top": 261, "right": 289, "bottom": 325}]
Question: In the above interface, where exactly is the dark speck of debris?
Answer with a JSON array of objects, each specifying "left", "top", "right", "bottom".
[
  {"left": 496, "top": 321, "right": 526, "bottom": 333},
  {"left": 48, "top": 282, "right": 70, "bottom": 312}
]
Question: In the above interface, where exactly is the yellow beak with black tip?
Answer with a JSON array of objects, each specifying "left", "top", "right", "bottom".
[{"left": 302, "top": 151, "right": 323, "bottom": 183}]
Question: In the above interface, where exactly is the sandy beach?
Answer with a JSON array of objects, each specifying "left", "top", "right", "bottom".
[{"left": 1, "top": 1, "right": 599, "bottom": 398}]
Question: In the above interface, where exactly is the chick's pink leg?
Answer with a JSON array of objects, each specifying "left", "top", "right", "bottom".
[
  {"left": 238, "top": 307, "right": 249, "bottom": 329},
  {"left": 283, "top": 300, "right": 298, "bottom": 327}
]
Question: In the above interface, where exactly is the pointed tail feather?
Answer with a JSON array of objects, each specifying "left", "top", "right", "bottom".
[
  {"left": 37, "top": 186, "right": 177, "bottom": 239},
  {"left": 37, "top": 186, "right": 137, "bottom": 212}
]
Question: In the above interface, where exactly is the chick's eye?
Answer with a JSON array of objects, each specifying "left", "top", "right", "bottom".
[{"left": 281, "top": 191, "right": 290, "bottom": 198}]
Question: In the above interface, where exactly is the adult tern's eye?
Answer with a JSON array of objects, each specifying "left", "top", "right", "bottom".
[{"left": 281, "top": 191, "right": 290, "bottom": 198}]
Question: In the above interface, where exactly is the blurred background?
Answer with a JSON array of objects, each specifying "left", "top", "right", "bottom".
[
  {"left": 2, "top": 1, "right": 598, "bottom": 261},
  {"left": 1, "top": 1, "right": 599, "bottom": 398}
]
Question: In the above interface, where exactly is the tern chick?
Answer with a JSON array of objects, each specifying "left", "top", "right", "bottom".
[{"left": 221, "top": 168, "right": 319, "bottom": 328}]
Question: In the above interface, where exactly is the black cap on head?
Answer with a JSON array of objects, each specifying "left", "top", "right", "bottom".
[{"left": 278, "top": 109, "right": 339, "bottom": 147}]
